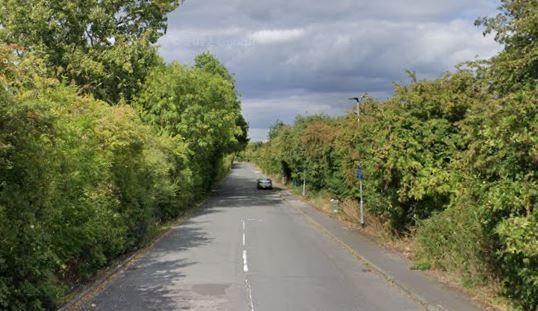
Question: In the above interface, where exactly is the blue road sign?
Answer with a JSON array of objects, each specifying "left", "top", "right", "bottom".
[{"left": 357, "top": 165, "right": 364, "bottom": 181}]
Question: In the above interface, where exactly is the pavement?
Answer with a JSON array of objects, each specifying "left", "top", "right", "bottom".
[{"left": 77, "top": 162, "right": 484, "bottom": 311}]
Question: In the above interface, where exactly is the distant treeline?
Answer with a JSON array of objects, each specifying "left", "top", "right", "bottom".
[
  {"left": 0, "top": 1, "right": 247, "bottom": 309},
  {"left": 245, "top": 1, "right": 537, "bottom": 309}
]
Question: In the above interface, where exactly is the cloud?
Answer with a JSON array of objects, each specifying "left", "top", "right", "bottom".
[
  {"left": 248, "top": 29, "right": 305, "bottom": 44},
  {"left": 159, "top": 0, "right": 502, "bottom": 141},
  {"left": 248, "top": 128, "right": 271, "bottom": 142}
]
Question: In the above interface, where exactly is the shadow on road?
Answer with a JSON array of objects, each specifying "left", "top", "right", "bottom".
[
  {"left": 87, "top": 162, "right": 280, "bottom": 310},
  {"left": 89, "top": 225, "right": 211, "bottom": 310},
  {"left": 203, "top": 162, "right": 284, "bottom": 210}
]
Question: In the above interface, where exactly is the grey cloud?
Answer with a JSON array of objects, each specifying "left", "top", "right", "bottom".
[{"left": 159, "top": 0, "right": 502, "bottom": 141}]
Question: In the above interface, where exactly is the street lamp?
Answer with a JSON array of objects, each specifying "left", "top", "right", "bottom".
[
  {"left": 356, "top": 163, "right": 365, "bottom": 226},
  {"left": 302, "top": 111, "right": 309, "bottom": 197},
  {"left": 348, "top": 93, "right": 368, "bottom": 125},
  {"left": 349, "top": 95, "right": 368, "bottom": 226}
]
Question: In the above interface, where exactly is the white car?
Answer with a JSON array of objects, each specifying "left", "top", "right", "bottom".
[{"left": 256, "top": 177, "right": 273, "bottom": 190}]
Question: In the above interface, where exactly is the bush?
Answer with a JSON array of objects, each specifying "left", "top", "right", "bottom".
[
  {"left": 416, "top": 188, "right": 491, "bottom": 282},
  {"left": 0, "top": 81, "right": 187, "bottom": 309},
  {"left": 496, "top": 213, "right": 538, "bottom": 310}
]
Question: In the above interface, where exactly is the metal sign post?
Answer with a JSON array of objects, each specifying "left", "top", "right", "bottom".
[{"left": 357, "top": 164, "right": 365, "bottom": 226}]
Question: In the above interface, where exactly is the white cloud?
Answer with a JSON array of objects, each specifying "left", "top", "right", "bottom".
[
  {"left": 159, "top": 0, "right": 503, "bottom": 141},
  {"left": 248, "top": 29, "right": 305, "bottom": 44},
  {"left": 248, "top": 128, "right": 270, "bottom": 142}
]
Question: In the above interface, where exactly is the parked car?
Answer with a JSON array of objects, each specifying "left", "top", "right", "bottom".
[{"left": 256, "top": 177, "right": 273, "bottom": 189}]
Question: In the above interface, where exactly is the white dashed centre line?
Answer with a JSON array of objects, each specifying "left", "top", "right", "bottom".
[
  {"left": 243, "top": 250, "right": 249, "bottom": 272},
  {"left": 245, "top": 279, "right": 254, "bottom": 311},
  {"left": 242, "top": 219, "right": 248, "bottom": 272},
  {"left": 241, "top": 219, "right": 253, "bottom": 309}
]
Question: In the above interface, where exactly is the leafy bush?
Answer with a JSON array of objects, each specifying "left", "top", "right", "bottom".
[
  {"left": 416, "top": 190, "right": 491, "bottom": 282},
  {"left": 496, "top": 213, "right": 538, "bottom": 310},
  {"left": 0, "top": 81, "right": 184, "bottom": 308},
  {"left": 458, "top": 90, "right": 537, "bottom": 309},
  {"left": 0, "top": 0, "right": 181, "bottom": 103}
]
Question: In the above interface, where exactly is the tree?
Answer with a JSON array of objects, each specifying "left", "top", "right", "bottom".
[
  {"left": 194, "top": 52, "right": 235, "bottom": 83},
  {"left": 476, "top": 0, "right": 538, "bottom": 93},
  {"left": 194, "top": 52, "right": 249, "bottom": 151},
  {"left": 135, "top": 61, "right": 244, "bottom": 192},
  {"left": 0, "top": 0, "right": 182, "bottom": 103}
]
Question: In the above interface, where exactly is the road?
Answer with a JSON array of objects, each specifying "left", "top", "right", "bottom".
[{"left": 82, "top": 163, "right": 423, "bottom": 311}]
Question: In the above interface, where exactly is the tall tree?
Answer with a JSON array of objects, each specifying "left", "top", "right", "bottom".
[
  {"left": 194, "top": 52, "right": 249, "bottom": 150},
  {"left": 135, "top": 61, "right": 244, "bottom": 191},
  {"left": 0, "top": 0, "right": 181, "bottom": 103},
  {"left": 476, "top": 0, "right": 538, "bottom": 93},
  {"left": 194, "top": 52, "right": 235, "bottom": 83}
]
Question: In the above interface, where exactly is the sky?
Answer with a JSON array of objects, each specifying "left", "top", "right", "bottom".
[{"left": 158, "top": 0, "right": 502, "bottom": 141}]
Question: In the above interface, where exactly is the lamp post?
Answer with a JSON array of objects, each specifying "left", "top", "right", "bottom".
[
  {"left": 349, "top": 95, "right": 368, "bottom": 226},
  {"left": 349, "top": 94, "right": 368, "bottom": 125},
  {"left": 357, "top": 163, "right": 364, "bottom": 226},
  {"left": 302, "top": 111, "right": 309, "bottom": 196}
]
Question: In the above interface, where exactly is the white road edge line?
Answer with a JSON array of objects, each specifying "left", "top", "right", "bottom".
[{"left": 243, "top": 250, "right": 249, "bottom": 272}]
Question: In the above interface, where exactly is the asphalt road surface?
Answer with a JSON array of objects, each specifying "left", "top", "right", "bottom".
[{"left": 83, "top": 163, "right": 423, "bottom": 311}]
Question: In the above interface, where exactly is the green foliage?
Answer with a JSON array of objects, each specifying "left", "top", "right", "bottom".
[
  {"left": 135, "top": 61, "right": 244, "bottom": 195},
  {"left": 475, "top": 0, "right": 538, "bottom": 93},
  {"left": 416, "top": 191, "right": 491, "bottom": 282},
  {"left": 0, "top": 74, "right": 182, "bottom": 308},
  {"left": 194, "top": 52, "right": 249, "bottom": 150},
  {"left": 366, "top": 72, "right": 487, "bottom": 230},
  {"left": 194, "top": 52, "right": 235, "bottom": 83},
  {"left": 496, "top": 214, "right": 538, "bottom": 310},
  {"left": 0, "top": 0, "right": 181, "bottom": 103},
  {"left": 251, "top": 72, "right": 485, "bottom": 232},
  {"left": 458, "top": 90, "right": 537, "bottom": 310}
]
